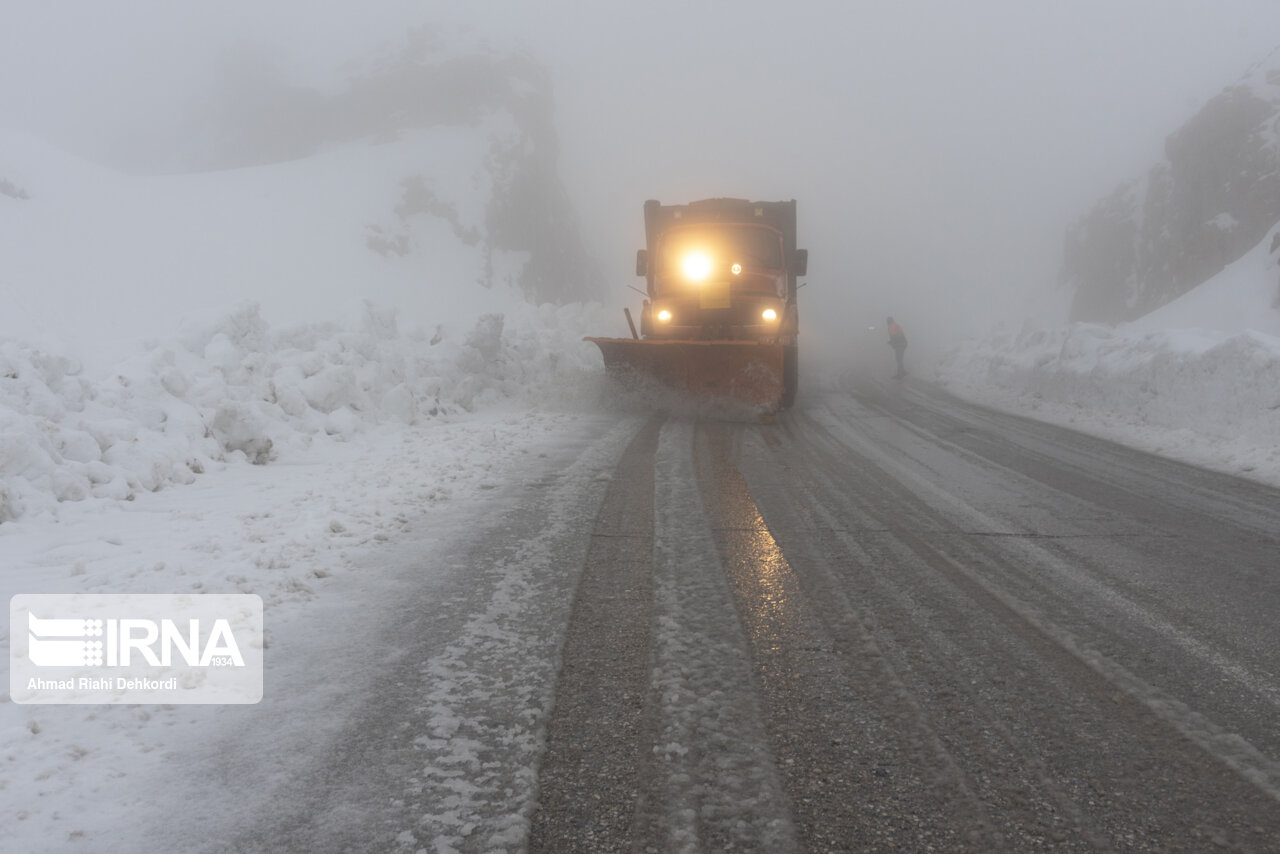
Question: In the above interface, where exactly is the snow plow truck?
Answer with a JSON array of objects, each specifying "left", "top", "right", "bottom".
[{"left": 586, "top": 198, "right": 807, "bottom": 416}]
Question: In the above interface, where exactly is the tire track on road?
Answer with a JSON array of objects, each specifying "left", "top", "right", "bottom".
[
  {"left": 531, "top": 417, "right": 798, "bottom": 853},
  {"left": 738, "top": 402, "right": 1280, "bottom": 850},
  {"left": 693, "top": 423, "right": 1002, "bottom": 852},
  {"left": 639, "top": 420, "right": 797, "bottom": 852},
  {"left": 529, "top": 416, "right": 662, "bottom": 853}
]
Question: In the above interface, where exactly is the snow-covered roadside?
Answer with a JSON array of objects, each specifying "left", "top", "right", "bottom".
[
  {"left": 0, "top": 287, "right": 627, "bottom": 850},
  {"left": 936, "top": 218, "right": 1280, "bottom": 489},
  {"left": 0, "top": 399, "right": 630, "bottom": 853},
  {"left": 0, "top": 96, "right": 635, "bottom": 849},
  {"left": 0, "top": 299, "right": 610, "bottom": 523},
  {"left": 936, "top": 323, "right": 1280, "bottom": 488}
]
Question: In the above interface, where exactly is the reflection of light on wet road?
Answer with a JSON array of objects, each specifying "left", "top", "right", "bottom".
[
  {"left": 746, "top": 510, "right": 791, "bottom": 634},
  {"left": 701, "top": 425, "right": 800, "bottom": 655}
]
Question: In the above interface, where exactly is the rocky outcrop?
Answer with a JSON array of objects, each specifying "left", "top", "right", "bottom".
[{"left": 1064, "top": 48, "right": 1280, "bottom": 322}]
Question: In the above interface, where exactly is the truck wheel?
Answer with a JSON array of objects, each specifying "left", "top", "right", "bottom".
[{"left": 781, "top": 344, "right": 798, "bottom": 409}]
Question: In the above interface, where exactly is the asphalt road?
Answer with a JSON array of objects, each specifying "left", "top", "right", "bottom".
[
  {"left": 208, "top": 381, "right": 1280, "bottom": 853},
  {"left": 530, "top": 380, "right": 1280, "bottom": 852}
]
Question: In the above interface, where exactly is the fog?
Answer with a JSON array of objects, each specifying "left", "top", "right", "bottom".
[{"left": 6, "top": 0, "right": 1280, "bottom": 370}]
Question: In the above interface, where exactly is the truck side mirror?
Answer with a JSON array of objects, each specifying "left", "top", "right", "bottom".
[
  {"left": 792, "top": 249, "right": 808, "bottom": 277},
  {"left": 635, "top": 249, "right": 649, "bottom": 277}
]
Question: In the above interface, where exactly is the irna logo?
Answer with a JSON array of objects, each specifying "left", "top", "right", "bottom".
[
  {"left": 11, "top": 593, "right": 263, "bottom": 705},
  {"left": 27, "top": 613, "right": 245, "bottom": 668}
]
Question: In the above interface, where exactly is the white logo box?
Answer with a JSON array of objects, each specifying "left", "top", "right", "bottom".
[{"left": 10, "top": 594, "right": 263, "bottom": 704}]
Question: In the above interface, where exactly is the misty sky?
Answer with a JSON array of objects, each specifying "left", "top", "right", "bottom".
[{"left": 5, "top": 1, "right": 1280, "bottom": 362}]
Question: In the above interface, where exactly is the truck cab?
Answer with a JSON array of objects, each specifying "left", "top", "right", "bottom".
[
  {"left": 636, "top": 199, "right": 805, "bottom": 345},
  {"left": 643, "top": 221, "right": 789, "bottom": 340},
  {"left": 586, "top": 197, "right": 808, "bottom": 415}
]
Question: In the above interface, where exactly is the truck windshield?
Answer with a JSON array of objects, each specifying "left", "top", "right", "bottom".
[{"left": 658, "top": 225, "right": 784, "bottom": 274}]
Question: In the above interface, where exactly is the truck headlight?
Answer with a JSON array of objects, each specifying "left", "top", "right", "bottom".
[
  {"left": 731, "top": 263, "right": 742, "bottom": 275},
  {"left": 681, "top": 252, "right": 712, "bottom": 282},
  {"left": 762, "top": 308, "right": 778, "bottom": 321},
  {"left": 657, "top": 309, "right": 673, "bottom": 322}
]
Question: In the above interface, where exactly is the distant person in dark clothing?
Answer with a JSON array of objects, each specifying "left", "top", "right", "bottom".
[{"left": 887, "top": 316, "right": 907, "bottom": 378}]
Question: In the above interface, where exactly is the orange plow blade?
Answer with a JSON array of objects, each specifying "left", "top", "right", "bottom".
[{"left": 585, "top": 338, "right": 785, "bottom": 417}]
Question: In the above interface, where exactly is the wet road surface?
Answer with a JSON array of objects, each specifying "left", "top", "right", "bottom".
[
  {"left": 207, "top": 382, "right": 1280, "bottom": 853},
  {"left": 532, "top": 381, "right": 1280, "bottom": 852}
]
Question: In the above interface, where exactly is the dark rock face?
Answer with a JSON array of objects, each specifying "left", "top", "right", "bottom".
[{"left": 1064, "top": 50, "right": 1280, "bottom": 322}]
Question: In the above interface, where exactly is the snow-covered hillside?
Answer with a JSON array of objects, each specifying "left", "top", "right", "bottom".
[
  {"left": 939, "top": 222, "right": 1280, "bottom": 486},
  {"left": 0, "top": 130, "right": 611, "bottom": 525},
  {"left": 2, "top": 121, "right": 563, "bottom": 350}
]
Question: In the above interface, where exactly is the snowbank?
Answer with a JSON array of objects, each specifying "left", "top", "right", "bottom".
[
  {"left": 939, "top": 216, "right": 1280, "bottom": 486},
  {"left": 0, "top": 300, "right": 608, "bottom": 524},
  {"left": 938, "top": 322, "right": 1280, "bottom": 485}
]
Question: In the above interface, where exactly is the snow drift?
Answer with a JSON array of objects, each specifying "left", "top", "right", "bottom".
[
  {"left": 0, "top": 301, "right": 606, "bottom": 523},
  {"left": 939, "top": 221, "right": 1280, "bottom": 485}
]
